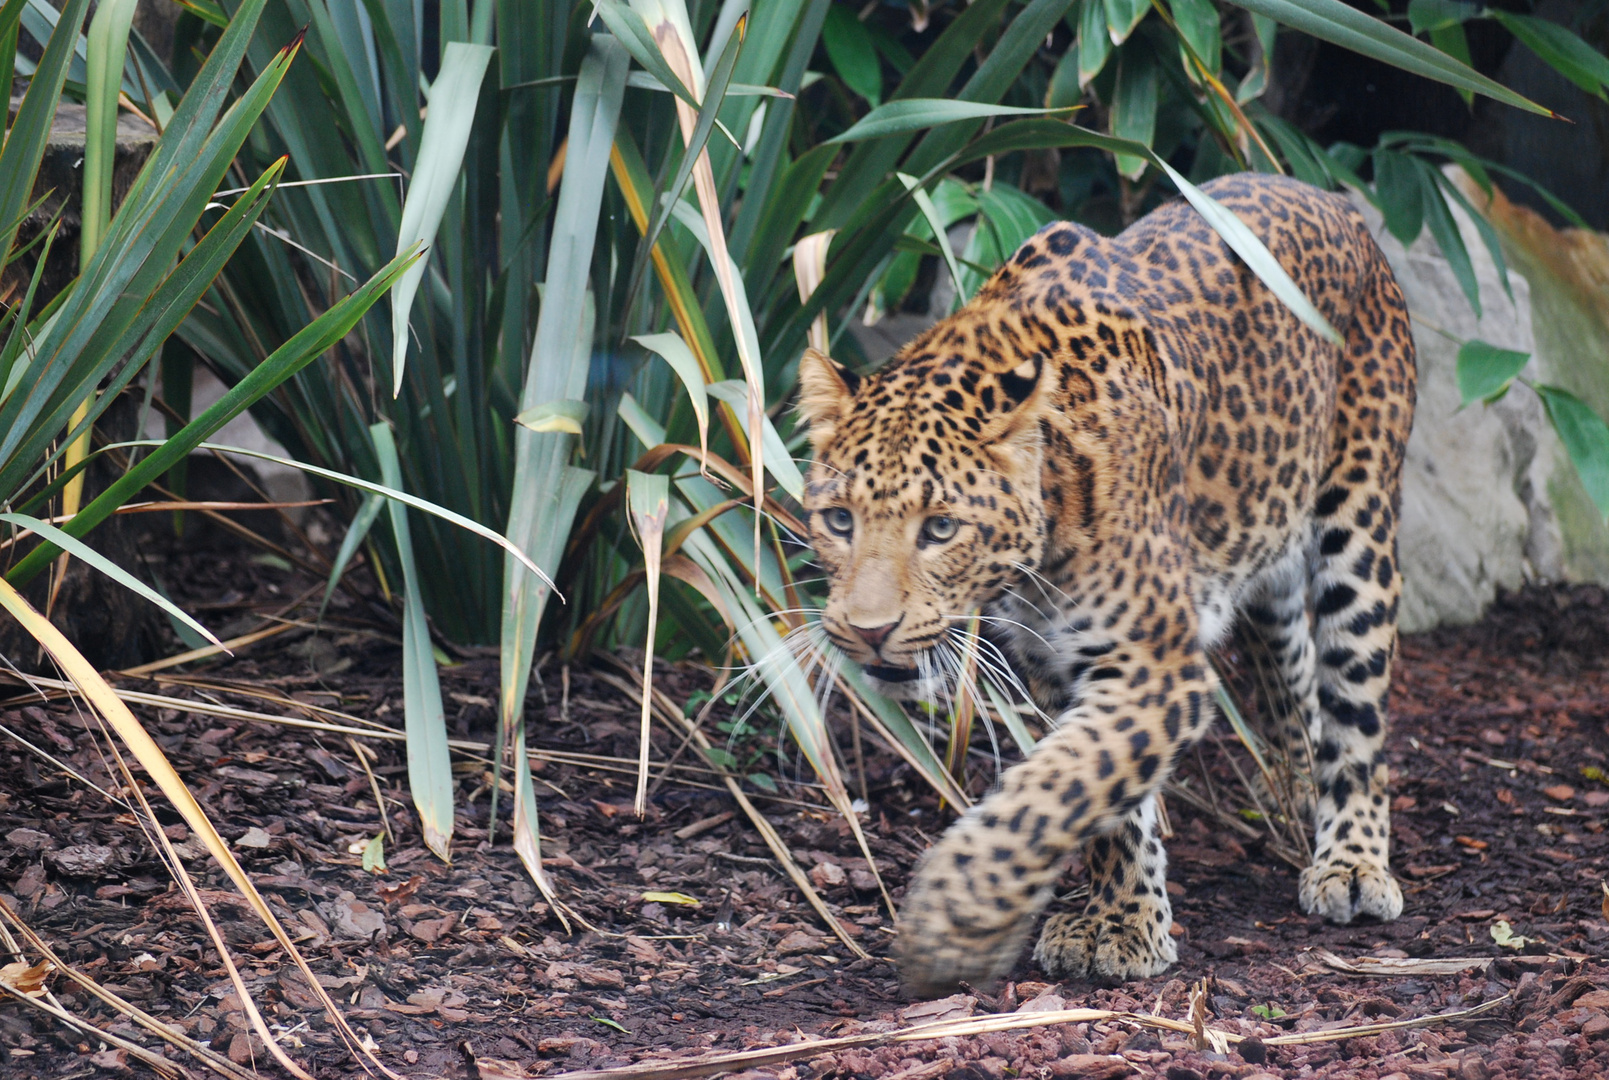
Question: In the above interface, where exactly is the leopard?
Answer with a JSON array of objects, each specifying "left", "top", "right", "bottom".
[{"left": 794, "top": 172, "right": 1416, "bottom": 997}]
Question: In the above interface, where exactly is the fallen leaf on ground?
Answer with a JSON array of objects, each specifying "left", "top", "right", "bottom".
[{"left": 641, "top": 890, "right": 700, "bottom": 906}]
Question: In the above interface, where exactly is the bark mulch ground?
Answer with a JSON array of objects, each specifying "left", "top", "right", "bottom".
[{"left": 1, "top": 541, "right": 1607, "bottom": 1080}]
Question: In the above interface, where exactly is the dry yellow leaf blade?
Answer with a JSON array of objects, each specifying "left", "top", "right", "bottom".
[{"left": 0, "top": 574, "right": 398, "bottom": 1079}]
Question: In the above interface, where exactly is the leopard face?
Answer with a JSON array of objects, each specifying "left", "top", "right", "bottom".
[{"left": 796, "top": 349, "right": 1048, "bottom": 699}]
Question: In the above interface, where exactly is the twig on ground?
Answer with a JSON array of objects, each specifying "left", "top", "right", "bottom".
[{"left": 533, "top": 993, "right": 1515, "bottom": 1080}]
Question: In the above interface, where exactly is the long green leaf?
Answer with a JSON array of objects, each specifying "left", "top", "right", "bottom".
[
  {"left": 896, "top": 172, "right": 967, "bottom": 309},
  {"left": 634, "top": 15, "right": 745, "bottom": 310},
  {"left": 1078, "top": 0, "right": 1112, "bottom": 85},
  {"left": 1111, "top": 47, "right": 1158, "bottom": 180},
  {"left": 499, "top": 34, "right": 626, "bottom": 875},
  {"left": 5, "top": 244, "right": 423, "bottom": 584},
  {"left": 320, "top": 494, "right": 385, "bottom": 619},
  {"left": 1159, "top": 157, "right": 1343, "bottom": 344},
  {"left": 0, "top": 0, "right": 90, "bottom": 260},
  {"left": 0, "top": 29, "right": 300, "bottom": 490},
  {"left": 1221, "top": 0, "right": 1555, "bottom": 116},
  {"left": 829, "top": 99, "right": 1071, "bottom": 143},
  {"left": 1414, "top": 156, "right": 1479, "bottom": 315},
  {"left": 80, "top": 0, "right": 137, "bottom": 262},
  {"left": 589, "top": 0, "right": 699, "bottom": 107},
  {"left": 1373, "top": 148, "right": 1424, "bottom": 245},
  {"left": 389, "top": 42, "right": 493, "bottom": 395},
  {"left": 626, "top": 468, "right": 670, "bottom": 814},
  {"left": 822, "top": 2, "right": 881, "bottom": 103},
  {"left": 1492, "top": 12, "right": 1609, "bottom": 99},
  {"left": 2, "top": 159, "right": 287, "bottom": 504},
  {"left": 0, "top": 513, "right": 221, "bottom": 647},
  {"left": 706, "top": 379, "right": 805, "bottom": 500},
  {"left": 635, "top": 331, "right": 710, "bottom": 459},
  {"left": 373, "top": 422, "right": 454, "bottom": 863}
]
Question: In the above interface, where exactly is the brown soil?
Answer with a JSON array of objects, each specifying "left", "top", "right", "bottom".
[{"left": 1, "top": 538, "right": 1607, "bottom": 1080}]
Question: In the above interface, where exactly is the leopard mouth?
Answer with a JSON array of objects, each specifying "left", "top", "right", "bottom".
[{"left": 863, "top": 663, "right": 921, "bottom": 683}]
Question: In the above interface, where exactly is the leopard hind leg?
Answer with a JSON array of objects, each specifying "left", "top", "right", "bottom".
[
  {"left": 1234, "top": 542, "right": 1321, "bottom": 823},
  {"left": 1297, "top": 258, "right": 1412, "bottom": 925},
  {"left": 1033, "top": 795, "right": 1177, "bottom": 982}
]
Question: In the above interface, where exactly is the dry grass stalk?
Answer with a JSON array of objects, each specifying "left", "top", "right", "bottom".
[
  {"left": 0, "top": 900, "right": 256, "bottom": 1080},
  {"left": 541, "top": 993, "right": 1513, "bottom": 1080}
]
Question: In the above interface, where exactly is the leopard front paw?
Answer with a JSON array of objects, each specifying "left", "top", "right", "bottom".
[
  {"left": 1299, "top": 858, "right": 1403, "bottom": 923},
  {"left": 1032, "top": 906, "right": 1178, "bottom": 983},
  {"left": 894, "top": 869, "right": 1038, "bottom": 998}
]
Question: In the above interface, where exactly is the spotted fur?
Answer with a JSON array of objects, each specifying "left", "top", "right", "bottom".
[{"left": 796, "top": 174, "right": 1416, "bottom": 996}]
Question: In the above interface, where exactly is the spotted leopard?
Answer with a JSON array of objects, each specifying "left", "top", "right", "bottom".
[{"left": 796, "top": 173, "right": 1416, "bottom": 996}]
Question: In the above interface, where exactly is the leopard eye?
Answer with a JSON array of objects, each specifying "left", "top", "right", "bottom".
[
  {"left": 922, "top": 515, "right": 959, "bottom": 544},
  {"left": 823, "top": 507, "right": 854, "bottom": 537}
]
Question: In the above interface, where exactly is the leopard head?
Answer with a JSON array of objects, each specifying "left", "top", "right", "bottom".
[{"left": 795, "top": 346, "right": 1050, "bottom": 699}]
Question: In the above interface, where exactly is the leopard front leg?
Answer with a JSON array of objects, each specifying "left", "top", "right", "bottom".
[
  {"left": 895, "top": 652, "right": 1214, "bottom": 997},
  {"left": 1034, "top": 794, "right": 1177, "bottom": 981}
]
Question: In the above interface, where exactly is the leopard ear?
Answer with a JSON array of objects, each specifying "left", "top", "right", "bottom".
[
  {"left": 981, "top": 357, "right": 1050, "bottom": 464},
  {"left": 795, "top": 348, "right": 860, "bottom": 448}
]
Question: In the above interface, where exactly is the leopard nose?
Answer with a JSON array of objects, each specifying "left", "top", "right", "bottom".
[{"left": 850, "top": 619, "right": 900, "bottom": 651}]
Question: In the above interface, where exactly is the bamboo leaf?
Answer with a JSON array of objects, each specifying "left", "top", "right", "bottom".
[
  {"left": 1171, "top": 0, "right": 1222, "bottom": 74},
  {"left": 1111, "top": 47, "right": 1159, "bottom": 180},
  {"left": 1455, "top": 340, "right": 1529, "bottom": 406},
  {"left": 1221, "top": 0, "right": 1555, "bottom": 116},
  {"left": 1157, "top": 159, "right": 1343, "bottom": 344},
  {"left": 1492, "top": 12, "right": 1609, "bottom": 99},
  {"left": 1373, "top": 149, "right": 1424, "bottom": 245},
  {"left": 389, "top": 42, "right": 493, "bottom": 396},
  {"left": 1535, "top": 385, "right": 1609, "bottom": 519},
  {"left": 1407, "top": 0, "right": 1480, "bottom": 36},
  {"left": 896, "top": 172, "right": 967, "bottom": 309},
  {"left": 1078, "top": 0, "right": 1112, "bottom": 86},
  {"left": 1237, "top": 13, "right": 1278, "bottom": 101},
  {"left": 1415, "top": 156, "right": 1480, "bottom": 315},
  {"left": 822, "top": 2, "right": 881, "bottom": 104},
  {"left": 372, "top": 421, "right": 454, "bottom": 863},
  {"left": 1105, "top": 0, "right": 1148, "bottom": 44}
]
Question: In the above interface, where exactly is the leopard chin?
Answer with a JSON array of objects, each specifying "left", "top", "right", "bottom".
[{"left": 860, "top": 663, "right": 949, "bottom": 705}]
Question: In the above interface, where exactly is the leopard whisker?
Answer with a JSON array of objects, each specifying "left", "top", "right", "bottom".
[
  {"left": 944, "top": 627, "right": 1051, "bottom": 723},
  {"left": 941, "top": 612, "right": 1053, "bottom": 651},
  {"left": 999, "top": 584, "right": 1051, "bottom": 622}
]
